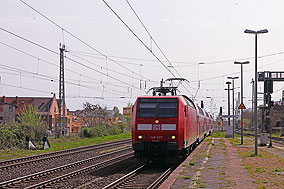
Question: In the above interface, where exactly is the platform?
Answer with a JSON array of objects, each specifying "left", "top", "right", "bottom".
[{"left": 160, "top": 136, "right": 284, "bottom": 188}]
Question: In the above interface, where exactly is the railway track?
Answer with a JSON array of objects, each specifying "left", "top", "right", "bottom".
[
  {"left": 102, "top": 162, "right": 178, "bottom": 189},
  {"left": 236, "top": 131, "right": 284, "bottom": 145},
  {"left": 0, "top": 147, "right": 133, "bottom": 188},
  {"left": 0, "top": 138, "right": 131, "bottom": 170}
]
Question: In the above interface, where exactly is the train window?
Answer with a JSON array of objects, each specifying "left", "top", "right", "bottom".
[
  {"left": 158, "top": 102, "right": 177, "bottom": 118},
  {"left": 137, "top": 98, "right": 177, "bottom": 118},
  {"left": 138, "top": 103, "right": 156, "bottom": 117}
]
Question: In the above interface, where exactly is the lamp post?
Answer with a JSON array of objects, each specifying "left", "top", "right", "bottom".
[
  {"left": 234, "top": 61, "right": 250, "bottom": 144},
  {"left": 228, "top": 76, "right": 239, "bottom": 138},
  {"left": 244, "top": 29, "right": 268, "bottom": 156},
  {"left": 225, "top": 81, "right": 232, "bottom": 128}
]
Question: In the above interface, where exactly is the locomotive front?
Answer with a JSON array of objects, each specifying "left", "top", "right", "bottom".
[{"left": 132, "top": 96, "right": 182, "bottom": 158}]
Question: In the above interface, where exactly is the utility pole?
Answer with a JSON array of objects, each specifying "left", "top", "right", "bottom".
[
  {"left": 59, "top": 44, "right": 66, "bottom": 136},
  {"left": 282, "top": 90, "right": 284, "bottom": 136}
]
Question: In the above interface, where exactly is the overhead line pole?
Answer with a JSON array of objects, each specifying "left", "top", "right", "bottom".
[{"left": 59, "top": 44, "right": 66, "bottom": 136}]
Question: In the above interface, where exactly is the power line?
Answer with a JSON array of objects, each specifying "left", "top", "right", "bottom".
[
  {"left": 0, "top": 27, "right": 146, "bottom": 93},
  {"left": 0, "top": 63, "right": 138, "bottom": 97},
  {"left": 196, "top": 58, "right": 284, "bottom": 82},
  {"left": 19, "top": 0, "right": 150, "bottom": 82},
  {"left": 68, "top": 52, "right": 147, "bottom": 81},
  {"left": 70, "top": 49, "right": 284, "bottom": 66},
  {"left": 125, "top": 0, "right": 196, "bottom": 96},
  {"left": 1, "top": 82, "right": 52, "bottom": 94},
  {"left": 0, "top": 40, "right": 150, "bottom": 91},
  {"left": 103, "top": 0, "right": 196, "bottom": 97},
  {"left": 101, "top": 0, "right": 176, "bottom": 77}
]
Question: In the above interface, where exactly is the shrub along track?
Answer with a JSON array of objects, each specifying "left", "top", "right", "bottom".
[
  {"left": 0, "top": 139, "right": 131, "bottom": 182},
  {"left": 0, "top": 147, "right": 134, "bottom": 188}
]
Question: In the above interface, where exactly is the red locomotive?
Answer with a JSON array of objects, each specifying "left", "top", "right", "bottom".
[{"left": 132, "top": 78, "right": 214, "bottom": 159}]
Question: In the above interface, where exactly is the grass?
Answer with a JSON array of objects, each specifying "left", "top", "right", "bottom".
[
  {"left": 199, "top": 183, "right": 206, "bottom": 188},
  {"left": 239, "top": 151, "right": 257, "bottom": 158},
  {"left": 0, "top": 132, "right": 131, "bottom": 161},
  {"left": 271, "top": 168, "right": 282, "bottom": 172},
  {"left": 255, "top": 168, "right": 266, "bottom": 173},
  {"left": 237, "top": 144, "right": 284, "bottom": 188},
  {"left": 244, "top": 166, "right": 253, "bottom": 170},
  {"left": 182, "top": 175, "right": 191, "bottom": 180},
  {"left": 210, "top": 131, "right": 226, "bottom": 138}
]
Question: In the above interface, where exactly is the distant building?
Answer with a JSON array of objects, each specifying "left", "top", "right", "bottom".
[
  {"left": 0, "top": 102, "right": 17, "bottom": 124},
  {"left": 0, "top": 95, "right": 85, "bottom": 136},
  {"left": 66, "top": 111, "right": 86, "bottom": 134},
  {"left": 123, "top": 106, "right": 132, "bottom": 117}
]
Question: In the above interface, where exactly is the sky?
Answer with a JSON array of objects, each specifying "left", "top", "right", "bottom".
[{"left": 1, "top": 0, "right": 284, "bottom": 116}]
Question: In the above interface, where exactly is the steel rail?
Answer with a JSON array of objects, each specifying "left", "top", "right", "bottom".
[
  {"left": 102, "top": 164, "right": 146, "bottom": 189},
  {"left": 0, "top": 139, "right": 131, "bottom": 170},
  {"left": 26, "top": 152, "right": 134, "bottom": 189},
  {"left": 0, "top": 147, "right": 133, "bottom": 188},
  {"left": 147, "top": 166, "right": 174, "bottom": 189}
]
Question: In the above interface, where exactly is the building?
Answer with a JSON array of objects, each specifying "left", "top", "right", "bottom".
[
  {"left": 0, "top": 102, "right": 17, "bottom": 124},
  {"left": 0, "top": 95, "right": 78, "bottom": 135},
  {"left": 123, "top": 106, "right": 132, "bottom": 117}
]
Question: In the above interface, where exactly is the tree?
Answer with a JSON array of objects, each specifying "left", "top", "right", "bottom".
[
  {"left": 17, "top": 105, "right": 47, "bottom": 141},
  {"left": 77, "top": 102, "right": 109, "bottom": 127},
  {"left": 0, "top": 104, "right": 47, "bottom": 149}
]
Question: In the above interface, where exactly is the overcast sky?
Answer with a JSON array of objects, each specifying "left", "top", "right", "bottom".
[{"left": 1, "top": 0, "right": 284, "bottom": 115}]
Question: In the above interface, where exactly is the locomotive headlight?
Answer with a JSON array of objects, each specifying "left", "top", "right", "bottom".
[
  {"left": 171, "top": 135, "right": 176, "bottom": 140},
  {"left": 138, "top": 135, "right": 143, "bottom": 139},
  {"left": 155, "top": 120, "right": 159, "bottom": 124}
]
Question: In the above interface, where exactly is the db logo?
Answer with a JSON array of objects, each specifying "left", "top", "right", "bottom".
[{"left": 153, "top": 124, "right": 161, "bottom": 130}]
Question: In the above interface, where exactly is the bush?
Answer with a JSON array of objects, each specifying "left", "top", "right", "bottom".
[
  {"left": 81, "top": 124, "right": 124, "bottom": 138},
  {"left": 0, "top": 105, "right": 47, "bottom": 150}
]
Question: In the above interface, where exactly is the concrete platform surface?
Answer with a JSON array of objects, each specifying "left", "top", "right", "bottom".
[{"left": 160, "top": 138, "right": 264, "bottom": 188}]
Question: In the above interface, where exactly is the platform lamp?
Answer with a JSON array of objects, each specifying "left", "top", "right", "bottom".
[
  {"left": 234, "top": 61, "right": 250, "bottom": 144},
  {"left": 227, "top": 76, "right": 239, "bottom": 138},
  {"left": 244, "top": 29, "right": 268, "bottom": 156},
  {"left": 225, "top": 81, "right": 232, "bottom": 128}
]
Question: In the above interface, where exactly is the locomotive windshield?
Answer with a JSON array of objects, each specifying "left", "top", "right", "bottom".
[{"left": 137, "top": 98, "right": 178, "bottom": 118}]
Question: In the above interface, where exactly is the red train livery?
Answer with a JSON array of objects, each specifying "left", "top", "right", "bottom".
[{"left": 132, "top": 95, "right": 214, "bottom": 158}]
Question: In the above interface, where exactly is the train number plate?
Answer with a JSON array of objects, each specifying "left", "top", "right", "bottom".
[
  {"left": 150, "top": 136, "right": 163, "bottom": 140},
  {"left": 153, "top": 124, "right": 161, "bottom": 130}
]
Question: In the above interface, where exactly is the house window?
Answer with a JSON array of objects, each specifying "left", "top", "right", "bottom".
[
  {"left": 0, "top": 117, "right": 3, "bottom": 120},
  {"left": 54, "top": 107, "right": 56, "bottom": 113},
  {"left": 9, "top": 106, "right": 13, "bottom": 112},
  {"left": 67, "top": 119, "right": 70, "bottom": 124}
]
